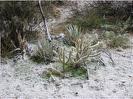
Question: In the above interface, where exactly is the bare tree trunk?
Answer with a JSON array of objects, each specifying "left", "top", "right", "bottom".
[{"left": 38, "top": 0, "right": 51, "bottom": 42}]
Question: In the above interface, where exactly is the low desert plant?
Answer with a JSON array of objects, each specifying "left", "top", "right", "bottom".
[
  {"left": 108, "top": 34, "right": 129, "bottom": 48},
  {"left": 103, "top": 31, "right": 115, "bottom": 40},
  {"left": 101, "top": 16, "right": 133, "bottom": 34},
  {"left": 42, "top": 66, "right": 87, "bottom": 79},
  {"left": 1, "top": 32, "right": 29, "bottom": 59},
  {"left": 64, "top": 24, "right": 82, "bottom": 46},
  {"left": 103, "top": 31, "right": 129, "bottom": 48},
  {"left": 125, "top": 16, "right": 133, "bottom": 31},
  {"left": 58, "top": 34, "right": 102, "bottom": 77},
  {"left": 71, "top": 13, "right": 102, "bottom": 31},
  {"left": 68, "top": 5, "right": 104, "bottom": 31},
  {"left": 117, "top": 16, "right": 133, "bottom": 33},
  {"left": 30, "top": 39, "right": 54, "bottom": 64},
  {"left": 1, "top": 36, "right": 14, "bottom": 57},
  {"left": 42, "top": 68, "right": 65, "bottom": 79}
]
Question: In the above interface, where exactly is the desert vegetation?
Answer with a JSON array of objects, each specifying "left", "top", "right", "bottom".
[{"left": 0, "top": 1, "right": 133, "bottom": 98}]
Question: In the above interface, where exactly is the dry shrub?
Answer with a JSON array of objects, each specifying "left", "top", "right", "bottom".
[
  {"left": 103, "top": 31, "right": 129, "bottom": 48},
  {"left": 30, "top": 39, "right": 54, "bottom": 64},
  {"left": 108, "top": 35, "right": 129, "bottom": 48},
  {"left": 58, "top": 33, "right": 102, "bottom": 76}
]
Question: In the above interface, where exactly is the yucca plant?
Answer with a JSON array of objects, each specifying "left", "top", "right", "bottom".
[
  {"left": 30, "top": 39, "right": 54, "bottom": 64},
  {"left": 65, "top": 24, "right": 82, "bottom": 46}
]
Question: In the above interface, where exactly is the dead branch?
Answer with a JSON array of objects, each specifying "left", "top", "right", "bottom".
[{"left": 38, "top": 0, "right": 52, "bottom": 42}]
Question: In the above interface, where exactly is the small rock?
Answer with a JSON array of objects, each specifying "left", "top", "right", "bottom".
[
  {"left": 119, "top": 83, "right": 125, "bottom": 87},
  {"left": 16, "top": 85, "right": 21, "bottom": 92},
  {"left": 121, "top": 81, "right": 126, "bottom": 83},
  {"left": 94, "top": 79, "right": 99, "bottom": 82},
  {"left": 112, "top": 89, "right": 117, "bottom": 93},
  {"left": 55, "top": 83, "right": 61, "bottom": 87},
  {"left": 75, "top": 92, "right": 78, "bottom": 96},
  {"left": 116, "top": 47, "right": 123, "bottom": 52}
]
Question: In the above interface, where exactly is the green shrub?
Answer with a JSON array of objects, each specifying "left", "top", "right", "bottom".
[
  {"left": 30, "top": 39, "right": 54, "bottom": 64},
  {"left": 1, "top": 36, "right": 14, "bottom": 58},
  {"left": 0, "top": 1, "right": 64, "bottom": 58},
  {"left": 108, "top": 35, "right": 129, "bottom": 48},
  {"left": 69, "top": 10, "right": 103, "bottom": 31},
  {"left": 102, "top": 30, "right": 129, "bottom": 48},
  {"left": 65, "top": 66, "right": 87, "bottom": 78},
  {"left": 93, "top": 1, "right": 132, "bottom": 24},
  {"left": 103, "top": 31, "right": 115, "bottom": 40},
  {"left": 42, "top": 68, "right": 65, "bottom": 79},
  {"left": 42, "top": 66, "right": 87, "bottom": 79},
  {"left": 101, "top": 17, "right": 132, "bottom": 34},
  {"left": 69, "top": 1, "right": 132, "bottom": 32},
  {"left": 121, "top": 16, "right": 133, "bottom": 32}
]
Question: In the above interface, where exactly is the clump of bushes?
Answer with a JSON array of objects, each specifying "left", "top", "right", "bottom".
[
  {"left": 67, "top": 1, "right": 132, "bottom": 33},
  {"left": 30, "top": 39, "right": 54, "bottom": 64},
  {"left": 0, "top": 2, "right": 39, "bottom": 57},
  {"left": 68, "top": 9, "right": 103, "bottom": 31},
  {"left": 0, "top": 1, "right": 64, "bottom": 58},
  {"left": 103, "top": 31, "right": 116, "bottom": 40},
  {"left": 41, "top": 25, "right": 102, "bottom": 79},
  {"left": 108, "top": 35, "right": 129, "bottom": 48},
  {"left": 103, "top": 31, "right": 129, "bottom": 48},
  {"left": 57, "top": 33, "right": 102, "bottom": 77},
  {"left": 1, "top": 36, "right": 14, "bottom": 57},
  {"left": 102, "top": 16, "right": 133, "bottom": 34}
]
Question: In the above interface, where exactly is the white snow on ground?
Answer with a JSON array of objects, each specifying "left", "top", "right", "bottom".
[
  {"left": 1, "top": 4, "right": 133, "bottom": 99},
  {"left": 0, "top": 36, "right": 133, "bottom": 99}
]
